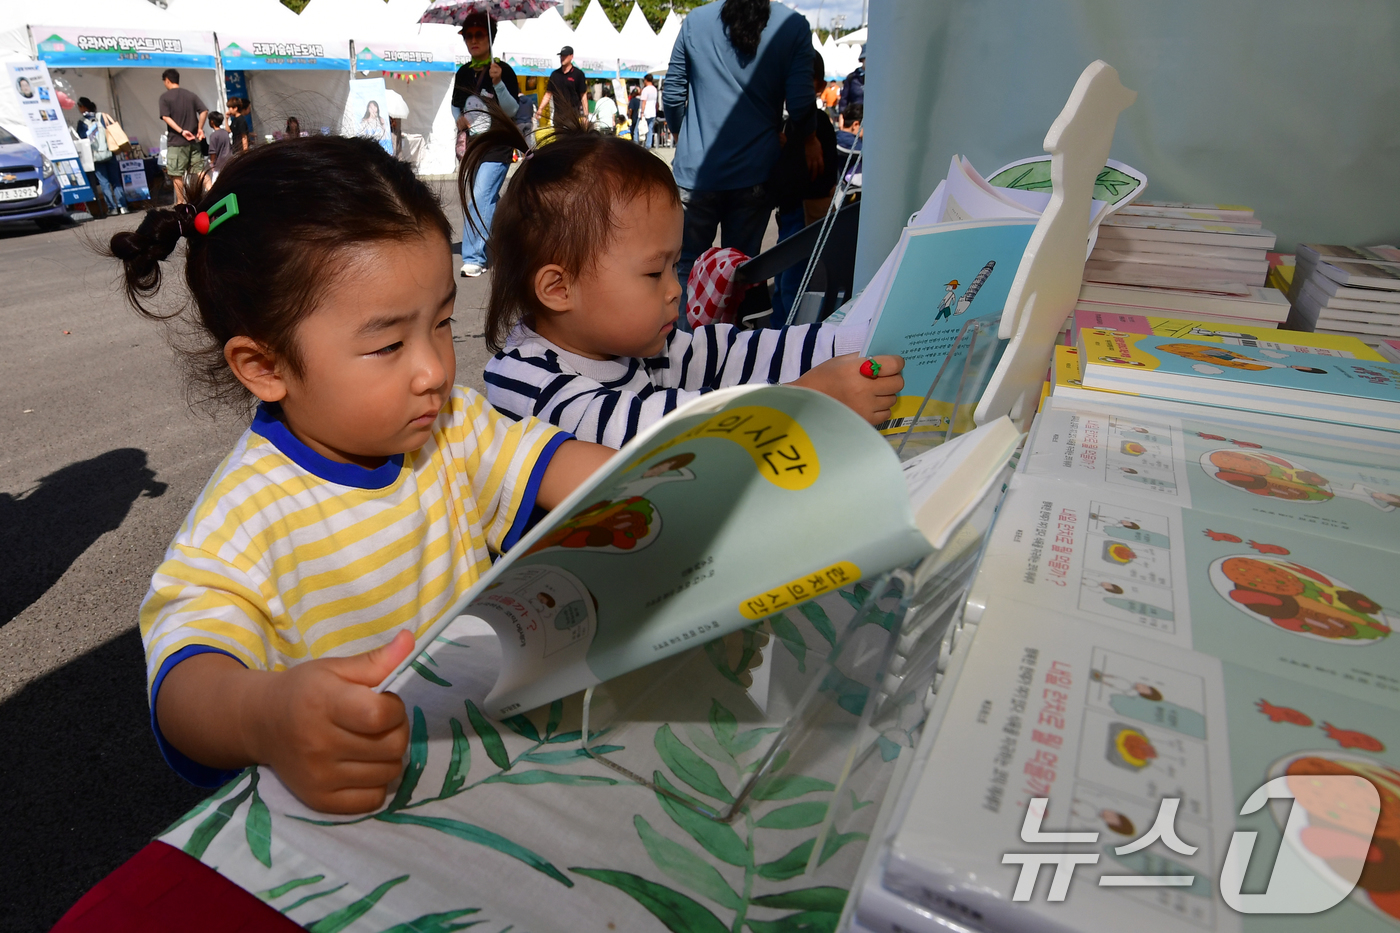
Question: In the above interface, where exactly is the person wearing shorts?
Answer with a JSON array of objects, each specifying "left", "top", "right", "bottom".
[{"left": 158, "top": 68, "right": 208, "bottom": 204}]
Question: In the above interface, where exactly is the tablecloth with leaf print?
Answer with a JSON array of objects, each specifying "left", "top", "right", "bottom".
[{"left": 156, "top": 590, "right": 909, "bottom": 933}]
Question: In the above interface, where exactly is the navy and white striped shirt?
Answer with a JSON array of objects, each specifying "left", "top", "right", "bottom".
[{"left": 485, "top": 323, "right": 840, "bottom": 448}]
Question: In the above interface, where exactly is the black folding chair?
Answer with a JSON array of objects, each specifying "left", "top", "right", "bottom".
[{"left": 731, "top": 197, "right": 861, "bottom": 328}]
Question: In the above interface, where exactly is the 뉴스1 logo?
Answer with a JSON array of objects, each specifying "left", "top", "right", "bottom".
[{"left": 1004, "top": 776, "right": 1381, "bottom": 914}]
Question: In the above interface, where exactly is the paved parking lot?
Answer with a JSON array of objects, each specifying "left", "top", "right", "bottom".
[{"left": 0, "top": 187, "right": 493, "bottom": 930}]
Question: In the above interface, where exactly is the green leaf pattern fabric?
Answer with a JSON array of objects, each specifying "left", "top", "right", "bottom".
[{"left": 157, "top": 596, "right": 900, "bottom": 932}]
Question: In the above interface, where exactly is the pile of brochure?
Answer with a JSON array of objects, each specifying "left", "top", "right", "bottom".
[
  {"left": 1084, "top": 202, "right": 1276, "bottom": 293},
  {"left": 1287, "top": 243, "right": 1400, "bottom": 345}
]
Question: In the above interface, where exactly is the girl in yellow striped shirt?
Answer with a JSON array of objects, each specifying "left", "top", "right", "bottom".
[{"left": 109, "top": 136, "right": 612, "bottom": 813}]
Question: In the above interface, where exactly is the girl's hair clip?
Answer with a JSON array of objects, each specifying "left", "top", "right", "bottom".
[{"left": 194, "top": 194, "right": 240, "bottom": 235}]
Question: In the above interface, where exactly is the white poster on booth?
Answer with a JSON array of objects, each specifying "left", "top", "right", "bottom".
[
  {"left": 119, "top": 158, "right": 149, "bottom": 201},
  {"left": 5, "top": 60, "right": 95, "bottom": 204},
  {"left": 343, "top": 78, "right": 393, "bottom": 156}
]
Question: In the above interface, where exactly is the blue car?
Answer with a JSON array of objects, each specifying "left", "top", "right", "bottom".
[{"left": 0, "top": 125, "right": 69, "bottom": 229}]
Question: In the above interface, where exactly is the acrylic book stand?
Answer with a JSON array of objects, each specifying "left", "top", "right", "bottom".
[{"left": 575, "top": 326, "right": 1014, "bottom": 871}]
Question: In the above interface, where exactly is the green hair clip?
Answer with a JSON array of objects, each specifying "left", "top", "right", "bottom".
[{"left": 194, "top": 193, "right": 239, "bottom": 234}]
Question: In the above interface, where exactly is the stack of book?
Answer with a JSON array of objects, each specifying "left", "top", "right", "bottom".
[
  {"left": 1071, "top": 280, "right": 1291, "bottom": 335},
  {"left": 1286, "top": 243, "right": 1400, "bottom": 345},
  {"left": 849, "top": 389, "right": 1400, "bottom": 933},
  {"left": 1083, "top": 201, "right": 1276, "bottom": 293}
]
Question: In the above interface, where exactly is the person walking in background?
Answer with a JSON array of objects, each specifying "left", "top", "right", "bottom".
[
  {"left": 591, "top": 83, "right": 619, "bottom": 134},
  {"left": 227, "top": 98, "right": 253, "bottom": 153},
  {"left": 662, "top": 0, "right": 822, "bottom": 318},
  {"left": 451, "top": 10, "right": 520, "bottom": 278},
  {"left": 206, "top": 111, "right": 231, "bottom": 182},
  {"left": 839, "top": 46, "right": 865, "bottom": 113},
  {"left": 540, "top": 46, "right": 587, "bottom": 123},
  {"left": 158, "top": 68, "right": 207, "bottom": 204},
  {"left": 820, "top": 79, "right": 839, "bottom": 115},
  {"left": 627, "top": 86, "right": 642, "bottom": 144},
  {"left": 76, "top": 97, "right": 129, "bottom": 216},
  {"left": 513, "top": 87, "right": 537, "bottom": 141},
  {"left": 639, "top": 73, "right": 658, "bottom": 148}
]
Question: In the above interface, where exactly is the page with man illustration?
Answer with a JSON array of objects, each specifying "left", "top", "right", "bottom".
[{"left": 379, "top": 384, "right": 937, "bottom": 716}]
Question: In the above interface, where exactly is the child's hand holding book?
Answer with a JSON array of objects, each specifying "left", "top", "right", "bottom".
[{"left": 793, "top": 354, "right": 905, "bottom": 426}]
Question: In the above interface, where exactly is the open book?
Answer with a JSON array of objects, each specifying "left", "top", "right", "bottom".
[{"left": 378, "top": 385, "right": 1021, "bottom": 716}]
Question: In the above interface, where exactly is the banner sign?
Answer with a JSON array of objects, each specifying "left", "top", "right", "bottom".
[
  {"left": 5, "top": 61, "right": 94, "bottom": 205},
  {"left": 220, "top": 36, "right": 351, "bottom": 71},
  {"left": 118, "top": 158, "right": 150, "bottom": 201},
  {"left": 354, "top": 41, "right": 455, "bottom": 74},
  {"left": 32, "top": 25, "right": 217, "bottom": 69},
  {"left": 500, "top": 53, "right": 554, "bottom": 77}
]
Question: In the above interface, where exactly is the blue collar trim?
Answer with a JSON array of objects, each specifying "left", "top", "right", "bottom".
[{"left": 252, "top": 404, "right": 405, "bottom": 490}]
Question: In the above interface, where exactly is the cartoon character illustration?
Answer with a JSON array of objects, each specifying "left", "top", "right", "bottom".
[
  {"left": 614, "top": 452, "right": 697, "bottom": 498},
  {"left": 1106, "top": 722, "right": 1158, "bottom": 771},
  {"left": 953, "top": 261, "right": 995, "bottom": 315},
  {"left": 1271, "top": 753, "right": 1400, "bottom": 922},
  {"left": 1157, "top": 342, "right": 1329, "bottom": 374},
  {"left": 1070, "top": 798, "right": 1210, "bottom": 897},
  {"left": 934, "top": 279, "right": 960, "bottom": 321},
  {"left": 1256, "top": 699, "right": 1314, "bottom": 726},
  {"left": 1091, "top": 671, "right": 1206, "bottom": 738},
  {"left": 1210, "top": 556, "right": 1395, "bottom": 643}
]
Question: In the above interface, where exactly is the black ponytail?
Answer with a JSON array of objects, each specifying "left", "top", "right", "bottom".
[
  {"left": 108, "top": 196, "right": 206, "bottom": 319},
  {"left": 721, "top": 0, "right": 771, "bottom": 58}
]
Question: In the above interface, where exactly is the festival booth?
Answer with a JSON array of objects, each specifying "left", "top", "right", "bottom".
[
  {"left": 25, "top": 0, "right": 219, "bottom": 165},
  {"left": 617, "top": 2, "right": 665, "bottom": 79},
  {"left": 568, "top": 0, "right": 623, "bottom": 82},
  {"left": 494, "top": 6, "right": 575, "bottom": 79},
  {"left": 163, "top": 0, "right": 353, "bottom": 147}
]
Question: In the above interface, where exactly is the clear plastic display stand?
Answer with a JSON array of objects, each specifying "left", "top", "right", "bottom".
[{"left": 575, "top": 321, "right": 1014, "bottom": 863}]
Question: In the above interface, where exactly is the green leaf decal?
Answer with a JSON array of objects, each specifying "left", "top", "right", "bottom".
[
  {"left": 819, "top": 668, "right": 870, "bottom": 717},
  {"left": 502, "top": 714, "right": 540, "bottom": 742},
  {"left": 162, "top": 771, "right": 245, "bottom": 837},
  {"left": 746, "top": 909, "right": 840, "bottom": 933},
  {"left": 571, "top": 868, "right": 728, "bottom": 933},
  {"left": 481, "top": 770, "right": 618, "bottom": 787},
  {"left": 376, "top": 907, "right": 484, "bottom": 933},
  {"left": 1094, "top": 166, "right": 1140, "bottom": 203},
  {"left": 258, "top": 874, "right": 326, "bottom": 900},
  {"left": 184, "top": 774, "right": 256, "bottom": 860},
  {"left": 411, "top": 660, "right": 452, "bottom": 687},
  {"left": 653, "top": 772, "right": 750, "bottom": 866},
  {"left": 545, "top": 729, "right": 583, "bottom": 744},
  {"left": 708, "top": 699, "right": 738, "bottom": 750},
  {"left": 545, "top": 699, "right": 563, "bottom": 738},
  {"left": 755, "top": 838, "right": 815, "bottom": 881},
  {"left": 751, "top": 774, "right": 835, "bottom": 801},
  {"left": 282, "top": 883, "right": 347, "bottom": 915},
  {"left": 797, "top": 602, "right": 837, "bottom": 648},
  {"left": 683, "top": 723, "right": 737, "bottom": 768},
  {"left": 634, "top": 815, "right": 742, "bottom": 909},
  {"left": 751, "top": 886, "right": 849, "bottom": 913},
  {"left": 387, "top": 707, "right": 428, "bottom": 812},
  {"left": 465, "top": 700, "right": 511, "bottom": 771},
  {"left": 848, "top": 790, "right": 875, "bottom": 811},
  {"left": 439, "top": 717, "right": 472, "bottom": 798},
  {"left": 768, "top": 612, "right": 807, "bottom": 671},
  {"left": 702, "top": 639, "right": 745, "bottom": 687},
  {"left": 755, "top": 801, "right": 827, "bottom": 830},
  {"left": 655, "top": 724, "right": 733, "bottom": 802},
  {"left": 306, "top": 874, "right": 409, "bottom": 933},
  {"left": 245, "top": 772, "right": 272, "bottom": 868},
  {"left": 377, "top": 812, "right": 573, "bottom": 886},
  {"left": 818, "top": 831, "right": 867, "bottom": 865},
  {"left": 520, "top": 745, "right": 623, "bottom": 764},
  {"left": 876, "top": 734, "right": 902, "bottom": 762},
  {"left": 730, "top": 727, "right": 780, "bottom": 757}
]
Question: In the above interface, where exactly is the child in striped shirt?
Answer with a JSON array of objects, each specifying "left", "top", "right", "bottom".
[
  {"left": 109, "top": 137, "right": 612, "bottom": 813},
  {"left": 464, "top": 107, "right": 904, "bottom": 448}
]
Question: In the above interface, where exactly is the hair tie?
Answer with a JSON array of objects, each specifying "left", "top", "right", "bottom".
[{"left": 173, "top": 203, "right": 198, "bottom": 239}]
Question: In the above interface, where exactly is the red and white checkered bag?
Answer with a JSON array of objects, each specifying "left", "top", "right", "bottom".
[{"left": 686, "top": 247, "right": 753, "bottom": 329}]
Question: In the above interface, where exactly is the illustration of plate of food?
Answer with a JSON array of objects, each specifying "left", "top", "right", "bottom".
[
  {"left": 524, "top": 496, "right": 661, "bottom": 557},
  {"left": 1265, "top": 750, "right": 1400, "bottom": 924},
  {"left": 1209, "top": 556, "right": 1395, "bottom": 643},
  {"left": 1200, "top": 448, "right": 1334, "bottom": 502}
]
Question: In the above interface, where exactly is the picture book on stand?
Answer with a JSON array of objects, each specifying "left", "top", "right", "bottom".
[{"left": 377, "top": 384, "right": 1021, "bottom": 716}]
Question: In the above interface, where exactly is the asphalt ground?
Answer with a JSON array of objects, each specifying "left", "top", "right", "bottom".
[{"left": 0, "top": 182, "right": 494, "bottom": 931}]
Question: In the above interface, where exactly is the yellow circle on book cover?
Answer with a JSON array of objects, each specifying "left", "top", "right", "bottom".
[{"left": 627, "top": 405, "right": 820, "bottom": 491}]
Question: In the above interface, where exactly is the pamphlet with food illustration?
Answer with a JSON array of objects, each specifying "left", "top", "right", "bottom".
[
  {"left": 1020, "top": 401, "right": 1400, "bottom": 552},
  {"left": 969, "top": 473, "right": 1400, "bottom": 711},
  {"left": 378, "top": 386, "right": 1016, "bottom": 716}
]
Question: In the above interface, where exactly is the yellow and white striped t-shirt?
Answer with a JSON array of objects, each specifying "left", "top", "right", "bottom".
[{"left": 142, "top": 386, "right": 567, "bottom": 705}]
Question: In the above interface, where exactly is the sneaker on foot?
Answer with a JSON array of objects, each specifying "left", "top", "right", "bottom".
[{"left": 460, "top": 262, "right": 484, "bottom": 277}]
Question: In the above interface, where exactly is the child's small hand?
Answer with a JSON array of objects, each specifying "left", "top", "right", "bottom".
[
  {"left": 252, "top": 631, "right": 416, "bottom": 814},
  {"left": 792, "top": 354, "right": 904, "bottom": 426}
]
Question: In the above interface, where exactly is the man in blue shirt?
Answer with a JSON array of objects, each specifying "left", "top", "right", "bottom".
[{"left": 663, "top": 0, "right": 822, "bottom": 319}]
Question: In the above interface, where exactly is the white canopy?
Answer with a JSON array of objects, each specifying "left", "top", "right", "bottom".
[
  {"left": 834, "top": 26, "right": 866, "bottom": 45},
  {"left": 618, "top": 2, "right": 664, "bottom": 75},
  {"left": 653, "top": 9, "right": 680, "bottom": 70}
]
